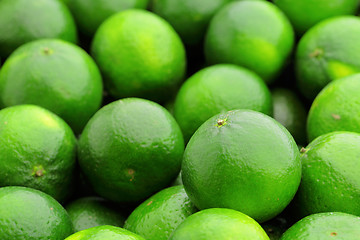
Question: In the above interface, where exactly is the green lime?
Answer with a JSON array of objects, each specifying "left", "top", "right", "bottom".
[
  {"left": 124, "top": 185, "right": 197, "bottom": 240},
  {"left": 169, "top": 208, "right": 269, "bottom": 240},
  {"left": 204, "top": 1, "right": 294, "bottom": 83},
  {"left": 273, "top": 0, "right": 359, "bottom": 35},
  {"left": 182, "top": 110, "right": 301, "bottom": 222},
  {"left": 151, "top": 0, "right": 231, "bottom": 46},
  {"left": 91, "top": 9, "right": 186, "bottom": 102},
  {"left": 68, "top": 0, "right": 148, "bottom": 37},
  {"left": 0, "top": 105, "right": 76, "bottom": 202},
  {"left": 272, "top": 88, "right": 307, "bottom": 145},
  {"left": 171, "top": 172, "right": 183, "bottom": 186},
  {"left": 280, "top": 212, "right": 360, "bottom": 240},
  {"left": 65, "top": 225, "right": 145, "bottom": 240},
  {"left": 296, "top": 16, "right": 360, "bottom": 99},
  {"left": 66, "top": 197, "right": 126, "bottom": 232},
  {"left": 0, "top": 186, "right": 73, "bottom": 240},
  {"left": 295, "top": 131, "right": 360, "bottom": 217},
  {"left": 0, "top": 0, "right": 77, "bottom": 58},
  {"left": 307, "top": 74, "right": 360, "bottom": 141},
  {"left": 78, "top": 98, "right": 184, "bottom": 203},
  {"left": 0, "top": 39, "right": 103, "bottom": 134},
  {"left": 174, "top": 64, "right": 272, "bottom": 142}
]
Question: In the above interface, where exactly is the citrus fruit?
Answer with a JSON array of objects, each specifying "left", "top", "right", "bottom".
[
  {"left": 78, "top": 98, "right": 184, "bottom": 203},
  {"left": 295, "top": 131, "right": 360, "bottom": 217},
  {"left": 67, "top": 0, "right": 148, "bottom": 37},
  {"left": 307, "top": 74, "right": 360, "bottom": 141},
  {"left": 151, "top": 0, "right": 231, "bottom": 46},
  {"left": 182, "top": 109, "right": 301, "bottom": 222},
  {"left": 171, "top": 172, "right": 183, "bottom": 186},
  {"left": 124, "top": 185, "right": 197, "bottom": 240},
  {"left": 91, "top": 9, "right": 186, "bottom": 102},
  {"left": 0, "top": 39, "right": 103, "bottom": 134},
  {"left": 280, "top": 212, "right": 360, "bottom": 240},
  {"left": 174, "top": 64, "right": 272, "bottom": 142},
  {"left": 0, "top": 0, "right": 77, "bottom": 58},
  {"left": 169, "top": 208, "right": 269, "bottom": 240},
  {"left": 272, "top": 88, "right": 307, "bottom": 145},
  {"left": 296, "top": 16, "right": 360, "bottom": 99},
  {"left": 204, "top": 1, "right": 294, "bottom": 83},
  {"left": 65, "top": 225, "right": 145, "bottom": 240},
  {"left": 66, "top": 197, "right": 126, "bottom": 232},
  {"left": 0, "top": 105, "right": 76, "bottom": 202},
  {"left": 273, "top": 0, "right": 359, "bottom": 35},
  {"left": 0, "top": 186, "right": 73, "bottom": 240}
]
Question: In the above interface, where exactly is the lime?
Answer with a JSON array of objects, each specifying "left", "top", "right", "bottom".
[
  {"left": 280, "top": 212, "right": 360, "bottom": 240},
  {"left": 296, "top": 16, "right": 360, "bottom": 99},
  {"left": 78, "top": 98, "right": 184, "bottom": 203},
  {"left": 0, "top": 39, "right": 103, "bottom": 134},
  {"left": 151, "top": 0, "right": 231, "bottom": 46},
  {"left": 295, "top": 131, "right": 360, "bottom": 217},
  {"left": 182, "top": 110, "right": 301, "bottom": 222},
  {"left": 124, "top": 185, "right": 197, "bottom": 240},
  {"left": 174, "top": 64, "right": 272, "bottom": 142},
  {"left": 169, "top": 208, "right": 269, "bottom": 240},
  {"left": 272, "top": 88, "right": 307, "bottom": 145},
  {"left": 0, "top": 186, "right": 73, "bottom": 240},
  {"left": 273, "top": 0, "right": 359, "bottom": 35},
  {"left": 66, "top": 197, "right": 126, "bottom": 232},
  {"left": 0, "top": 0, "right": 77, "bottom": 58},
  {"left": 0, "top": 105, "right": 76, "bottom": 202},
  {"left": 68, "top": 0, "right": 148, "bottom": 37},
  {"left": 205, "top": 1, "right": 294, "bottom": 83},
  {"left": 91, "top": 9, "right": 186, "bottom": 102},
  {"left": 307, "top": 74, "right": 360, "bottom": 141},
  {"left": 65, "top": 225, "right": 145, "bottom": 240}
]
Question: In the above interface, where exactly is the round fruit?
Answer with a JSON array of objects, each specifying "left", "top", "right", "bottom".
[
  {"left": 169, "top": 208, "right": 269, "bottom": 240},
  {"left": 124, "top": 185, "right": 197, "bottom": 240},
  {"left": 307, "top": 74, "right": 360, "bottom": 141},
  {"left": 273, "top": 0, "right": 359, "bottom": 35},
  {"left": 66, "top": 197, "right": 126, "bottom": 232},
  {"left": 0, "top": 39, "right": 103, "bottom": 134},
  {"left": 0, "top": 105, "right": 76, "bottom": 202},
  {"left": 272, "top": 88, "right": 307, "bottom": 145},
  {"left": 65, "top": 225, "right": 145, "bottom": 240},
  {"left": 296, "top": 16, "right": 360, "bottom": 99},
  {"left": 174, "top": 64, "right": 272, "bottom": 142},
  {"left": 182, "top": 110, "right": 301, "bottom": 222},
  {"left": 0, "top": 186, "right": 73, "bottom": 240},
  {"left": 205, "top": 1, "right": 294, "bottom": 83},
  {"left": 78, "top": 98, "right": 184, "bottom": 203},
  {"left": 152, "top": 0, "right": 231, "bottom": 46},
  {"left": 68, "top": 0, "right": 148, "bottom": 37},
  {"left": 0, "top": 0, "right": 77, "bottom": 58},
  {"left": 295, "top": 131, "right": 360, "bottom": 217},
  {"left": 91, "top": 9, "right": 186, "bottom": 102},
  {"left": 280, "top": 212, "right": 360, "bottom": 240}
]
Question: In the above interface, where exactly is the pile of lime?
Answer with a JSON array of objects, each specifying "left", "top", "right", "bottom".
[{"left": 1, "top": 0, "right": 360, "bottom": 239}]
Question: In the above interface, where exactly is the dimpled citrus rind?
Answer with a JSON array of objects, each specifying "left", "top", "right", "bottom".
[
  {"left": 205, "top": 1, "right": 294, "bottom": 83},
  {"left": 182, "top": 109, "right": 301, "bottom": 222},
  {"left": 124, "top": 185, "right": 197, "bottom": 240},
  {"left": 295, "top": 131, "right": 360, "bottom": 217},
  {"left": 91, "top": 9, "right": 186, "bottom": 102},
  {"left": 296, "top": 16, "right": 360, "bottom": 99},
  {"left": 0, "top": 186, "right": 74, "bottom": 240},
  {"left": 307, "top": 73, "right": 360, "bottom": 141},
  {"left": 0, "top": 105, "right": 77, "bottom": 202},
  {"left": 280, "top": 212, "right": 360, "bottom": 240},
  {"left": 0, "top": 39, "right": 103, "bottom": 134},
  {"left": 78, "top": 98, "right": 184, "bottom": 203},
  {"left": 174, "top": 64, "right": 272, "bottom": 142},
  {"left": 169, "top": 208, "right": 270, "bottom": 240}
]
